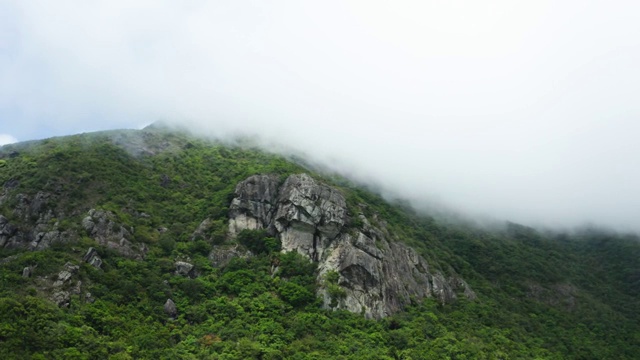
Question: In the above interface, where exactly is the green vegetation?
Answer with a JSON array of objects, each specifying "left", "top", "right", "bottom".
[
  {"left": 324, "top": 270, "right": 346, "bottom": 308},
  {"left": 237, "top": 229, "right": 282, "bottom": 255},
  {"left": 0, "top": 127, "right": 639, "bottom": 359}
]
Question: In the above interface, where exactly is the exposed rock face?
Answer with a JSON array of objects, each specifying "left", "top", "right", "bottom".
[
  {"left": 228, "top": 174, "right": 280, "bottom": 237},
  {"left": 228, "top": 173, "right": 475, "bottom": 318},
  {"left": 273, "top": 174, "right": 347, "bottom": 262},
  {"left": 0, "top": 214, "right": 21, "bottom": 248},
  {"left": 1, "top": 192, "right": 146, "bottom": 256},
  {"left": 1, "top": 193, "right": 74, "bottom": 250},
  {"left": 82, "top": 209, "right": 147, "bottom": 259}
]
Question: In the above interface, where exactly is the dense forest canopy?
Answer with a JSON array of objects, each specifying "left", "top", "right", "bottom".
[{"left": 0, "top": 127, "right": 638, "bottom": 359}]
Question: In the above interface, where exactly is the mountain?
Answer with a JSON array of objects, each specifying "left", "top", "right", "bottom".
[{"left": 0, "top": 125, "right": 639, "bottom": 359}]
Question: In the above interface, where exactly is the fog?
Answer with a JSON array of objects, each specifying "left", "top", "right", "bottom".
[{"left": 1, "top": 1, "right": 640, "bottom": 231}]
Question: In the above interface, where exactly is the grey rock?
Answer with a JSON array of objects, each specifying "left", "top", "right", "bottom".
[
  {"left": 30, "top": 192, "right": 49, "bottom": 216},
  {"left": 51, "top": 277, "right": 82, "bottom": 307},
  {"left": 191, "top": 218, "right": 212, "bottom": 241},
  {"left": 228, "top": 173, "right": 476, "bottom": 318},
  {"left": 164, "top": 299, "right": 178, "bottom": 319},
  {"left": 1, "top": 197, "right": 73, "bottom": 250},
  {"left": 30, "top": 230, "right": 63, "bottom": 251},
  {"left": 83, "top": 209, "right": 146, "bottom": 259},
  {"left": 0, "top": 215, "right": 21, "bottom": 248},
  {"left": 53, "top": 262, "right": 79, "bottom": 287},
  {"left": 228, "top": 174, "right": 280, "bottom": 237},
  {"left": 274, "top": 174, "right": 347, "bottom": 261},
  {"left": 174, "top": 261, "right": 194, "bottom": 276},
  {"left": 83, "top": 247, "right": 103, "bottom": 269},
  {"left": 51, "top": 290, "right": 71, "bottom": 307},
  {"left": 22, "top": 267, "right": 31, "bottom": 278},
  {"left": 85, "top": 292, "right": 95, "bottom": 303},
  {"left": 72, "top": 280, "right": 82, "bottom": 295},
  {"left": 3, "top": 178, "right": 19, "bottom": 189},
  {"left": 12, "top": 193, "right": 31, "bottom": 220}
]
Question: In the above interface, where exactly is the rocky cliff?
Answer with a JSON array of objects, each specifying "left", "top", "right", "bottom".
[
  {"left": 228, "top": 173, "right": 475, "bottom": 318},
  {"left": 1, "top": 167, "right": 474, "bottom": 318},
  {"left": 0, "top": 191, "right": 75, "bottom": 250},
  {"left": 1, "top": 189, "right": 146, "bottom": 259}
]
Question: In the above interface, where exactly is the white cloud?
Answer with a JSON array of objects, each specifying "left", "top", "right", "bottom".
[
  {"left": 0, "top": 134, "right": 17, "bottom": 146},
  {"left": 1, "top": 1, "right": 640, "bottom": 231}
]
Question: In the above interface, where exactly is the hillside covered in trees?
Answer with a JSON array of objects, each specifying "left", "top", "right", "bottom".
[{"left": 0, "top": 125, "right": 638, "bottom": 359}]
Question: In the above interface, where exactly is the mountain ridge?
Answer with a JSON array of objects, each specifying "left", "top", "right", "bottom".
[{"left": 0, "top": 127, "right": 639, "bottom": 359}]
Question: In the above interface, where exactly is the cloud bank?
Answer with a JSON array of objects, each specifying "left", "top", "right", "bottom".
[
  {"left": 0, "top": 134, "right": 18, "bottom": 146},
  {"left": 1, "top": 1, "right": 640, "bottom": 231}
]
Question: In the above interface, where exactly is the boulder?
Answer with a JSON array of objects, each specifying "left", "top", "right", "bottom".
[
  {"left": 174, "top": 261, "right": 194, "bottom": 276},
  {"left": 164, "top": 299, "right": 178, "bottom": 319}
]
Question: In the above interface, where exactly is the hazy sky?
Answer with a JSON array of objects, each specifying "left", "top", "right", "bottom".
[{"left": 1, "top": 1, "right": 639, "bottom": 231}]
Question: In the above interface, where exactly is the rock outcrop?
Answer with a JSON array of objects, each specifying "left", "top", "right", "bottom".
[
  {"left": 50, "top": 262, "right": 82, "bottom": 307},
  {"left": 0, "top": 214, "right": 21, "bottom": 248},
  {"left": 82, "top": 209, "right": 147, "bottom": 259},
  {"left": 83, "top": 247, "right": 103, "bottom": 269},
  {"left": 0, "top": 192, "right": 74, "bottom": 250},
  {"left": 174, "top": 261, "right": 195, "bottom": 277},
  {"left": 228, "top": 173, "right": 475, "bottom": 318}
]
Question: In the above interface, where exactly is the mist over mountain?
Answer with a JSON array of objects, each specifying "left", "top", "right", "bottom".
[
  {"left": 2, "top": 2, "right": 639, "bottom": 357},
  {"left": 2, "top": 1, "right": 639, "bottom": 232}
]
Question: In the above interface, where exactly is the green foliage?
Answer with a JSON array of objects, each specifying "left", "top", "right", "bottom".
[
  {"left": 237, "top": 229, "right": 282, "bottom": 254},
  {"left": 158, "top": 234, "right": 176, "bottom": 255},
  {"left": 277, "top": 281, "right": 315, "bottom": 308},
  {"left": 1, "top": 127, "right": 639, "bottom": 358},
  {"left": 323, "top": 270, "right": 346, "bottom": 308}
]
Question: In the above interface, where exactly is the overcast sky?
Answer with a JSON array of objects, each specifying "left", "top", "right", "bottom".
[{"left": 1, "top": 1, "right": 639, "bottom": 231}]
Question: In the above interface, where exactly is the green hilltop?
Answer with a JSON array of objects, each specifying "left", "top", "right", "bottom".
[{"left": 0, "top": 126, "right": 638, "bottom": 359}]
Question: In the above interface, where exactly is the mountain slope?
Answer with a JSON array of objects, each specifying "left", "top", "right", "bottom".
[{"left": 0, "top": 126, "right": 638, "bottom": 359}]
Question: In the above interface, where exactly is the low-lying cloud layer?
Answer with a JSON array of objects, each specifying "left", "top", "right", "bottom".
[
  {"left": 0, "top": 134, "right": 17, "bottom": 146},
  {"left": 2, "top": 1, "right": 640, "bottom": 231}
]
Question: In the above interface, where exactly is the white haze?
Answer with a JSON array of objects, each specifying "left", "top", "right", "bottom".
[
  {"left": 0, "top": 134, "right": 18, "bottom": 146},
  {"left": 1, "top": 1, "right": 640, "bottom": 231}
]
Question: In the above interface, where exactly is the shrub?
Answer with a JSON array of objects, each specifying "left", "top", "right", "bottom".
[
  {"left": 278, "top": 281, "right": 315, "bottom": 308},
  {"left": 237, "top": 229, "right": 281, "bottom": 255}
]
